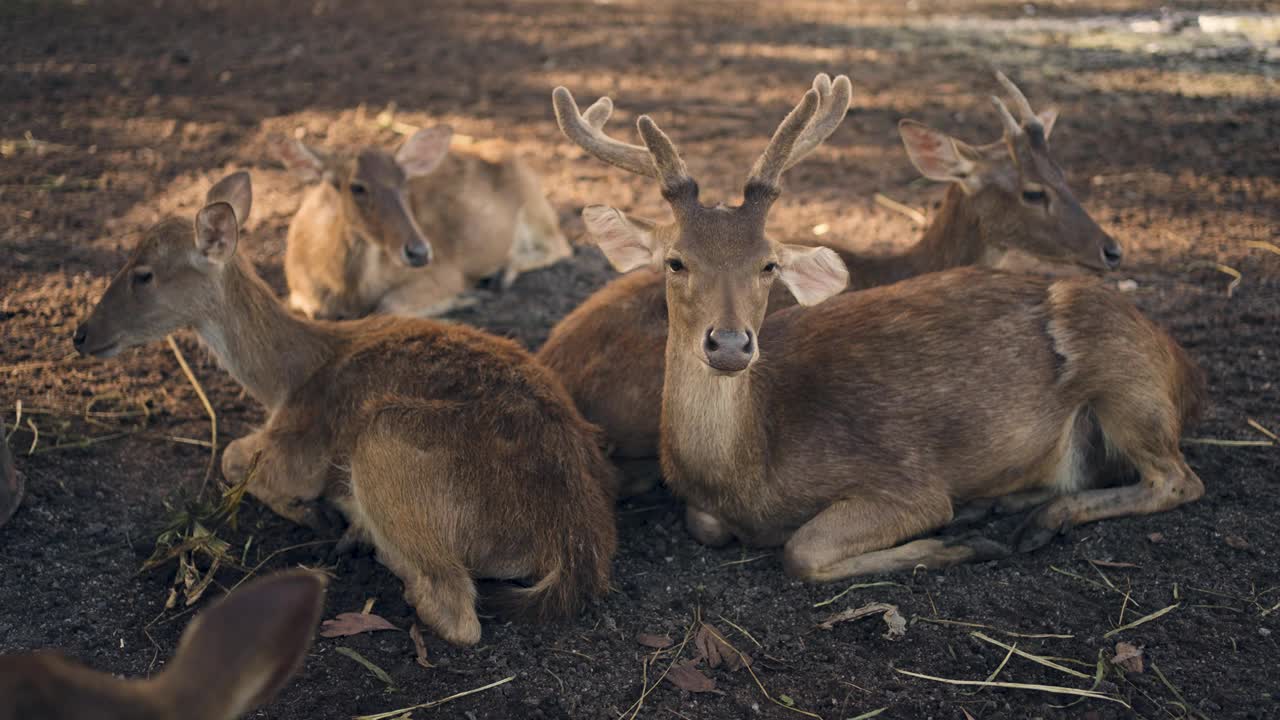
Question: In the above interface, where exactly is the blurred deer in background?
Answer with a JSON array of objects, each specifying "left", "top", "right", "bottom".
[
  {"left": 557, "top": 75, "right": 1204, "bottom": 579},
  {"left": 538, "top": 72, "right": 1123, "bottom": 461},
  {"left": 74, "top": 172, "right": 616, "bottom": 645},
  {"left": 0, "top": 570, "right": 326, "bottom": 720},
  {"left": 0, "top": 428, "right": 21, "bottom": 528},
  {"left": 281, "top": 125, "right": 571, "bottom": 320}
]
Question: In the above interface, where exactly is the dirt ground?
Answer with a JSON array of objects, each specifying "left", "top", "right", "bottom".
[{"left": 2, "top": 1, "right": 1278, "bottom": 718}]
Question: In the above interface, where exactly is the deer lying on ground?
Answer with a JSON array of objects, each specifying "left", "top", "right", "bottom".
[
  {"left": 538, "top": 73, "right": 1122, "bottom": 460},
  {"left": 0, "top": 429, "right": 21, "bottom": 528},
  {"left": 556, "top": 75, "right": 1204, "bottom": 577},
  {"left": 74, "top": 172, "right": 617, "bottom": 644},
  {"left": 280, "top": 125, "right": 571, "bottom": 320},
  {"left": 0, "top": 570, "right": 325, "bottom": 720}
]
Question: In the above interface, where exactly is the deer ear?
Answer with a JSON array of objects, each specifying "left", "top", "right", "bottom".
[
  {"left": 204, "top": 171, "right": 252, "bottom": 227},
  {"left": 153, "top": 571, "right": 326, "bottom": 720},
  {"left": 898, "top": 120, "right": 981, "bottom": 192},
  {"left": 194, "top": 202, "right": 240, "bottom": 264},
  {"left": 777, "top": 244, "right": 848, "bottom": 306},
  {"left": 397, "top": 125, "right": 453, "bottom": 178},
  {"left": 1037, "top": 108, "right": 1058, "bottom": 141},
  {"left": 582, "top": 205, "right": 660, "bottom": 273},
  {"left": 278, "top": 140, "right": 327, "bottom": 183}
]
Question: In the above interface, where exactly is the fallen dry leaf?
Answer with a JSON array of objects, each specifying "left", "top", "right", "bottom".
[
  {"left": 1225, "top": 535, "right": 1250, "bottom": 550},
  {"left": 319, "top": 612, "right": 399, "bottom": 638},
  {"left": 1147, "top": 532, "right": 1165, "bottom": 544},
  {"left": 635, "top": 632, "right": 673, "bottom": 649},
  {"left": 694, "top": 623, "right": 751, "bottom": 671},
  {"left": 1112, "top": 642, "right": 1144, "bottom": 674},
  {"left": 817, "top": 602, "right": 907, "bottom": 641},
  {"left": 410, "top": 623, "right": 433, "bottom": 668},
  {"left": 1089, "top": 558, "right": 1140, "bottom": 569},
  {"left": 960, "top": 709, "right": 977, "bottom": 720},
  {"left": 665, "top": 660, "right": 717, "bottom": 693}
]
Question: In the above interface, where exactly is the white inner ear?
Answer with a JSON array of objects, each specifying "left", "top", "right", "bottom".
[
  {"left": 777, "top": 244, "right": 848, "bottom": 306},
  {"left": 280, "top": 140, "right": 325, "bottom": 182},
  {"left": 900, "top": 121, "right": 979, "bottom": 191},
  {"left": 195, "top": 202, "right": 239, "bottom": 264},
  {"left": 1037, "top": 108, "right": 1058, "bottom": 141},
  {"left": 396, "top": 126, "right": 453, "bottom": 178},
  {"left": 582, "top": 205, "right": 659, "bottom": 273}
]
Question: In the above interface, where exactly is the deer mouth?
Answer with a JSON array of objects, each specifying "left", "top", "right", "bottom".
[{"left": 80, "top": 340, "right": 122, "bottom": 358}]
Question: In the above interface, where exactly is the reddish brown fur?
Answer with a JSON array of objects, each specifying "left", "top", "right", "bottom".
[
  {"left": 75, "top": 172, "right": 616, "bottom": 644},
  {"left": 556, "top": 77, "right": 1205, "bottom": 579},
  {"left": 541, "top": 75, "right": 1119, "bottom": 460},
  {"left": 0, "top": 571, "right": 326, "bottom": 720}
]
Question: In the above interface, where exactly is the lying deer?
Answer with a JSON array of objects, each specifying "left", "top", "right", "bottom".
[
  {"left": 0, "top": 570, "right": 325, "bottom": 720},
  {"left": 280, "top": 125, "right": 572, "bottom": 320},
  {"left": 0, "top": 429, "right": 21, "bottom": 528},
  {"left": 74, "top": 171, "right": 617, "bottom": 644},
  {"left": 556, "top": 76, "right": 1205, "bottom": 578},
  {"left": 538, "top": 73, "right": 1122, "bottom": 459}
]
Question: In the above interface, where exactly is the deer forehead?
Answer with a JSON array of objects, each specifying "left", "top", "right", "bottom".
[
  {"left": 354, "top": 148, "right": 406, "bottom": 187},
  {"left": 131, "top": 217, "right": 196, "bottom": 264},
  {"left": 671, "top": 206, "right": 774, "bottom": 264}
]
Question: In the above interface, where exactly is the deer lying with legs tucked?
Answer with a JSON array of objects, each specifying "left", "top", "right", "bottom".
[
  {"left": 557, "top": 76, "right": 1204, "bottom": 578},
  {"left": 0, "top": 570, "right": 325, "bottom": 720},
  {"left": 281, "top": 125, "right": 571, "bottom": 320},
  {"left": 0, "top": 429, "right": 21, "bottom": 528},
  {"left": 538, "top": 73, "right": 1122, "bottom": 461},
  {"left": 74, "top": 172, "right": 617, "bottom": 644}
]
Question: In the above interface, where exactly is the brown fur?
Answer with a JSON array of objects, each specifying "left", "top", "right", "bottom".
[
  {"left": 0, "top": 571, "right": 326, "bottom": 720},
  {"left": 556, "top": 76, "right": 1205, "bottom": 580},
  {"left": 282, "top": 129, "right": 570, "bottom": 320},
  {"left": 75, "top": 172, "right": 616, "bottom": 644},
  {"left": 541, "top": 75, "right": 1119, "bottom": 461}
]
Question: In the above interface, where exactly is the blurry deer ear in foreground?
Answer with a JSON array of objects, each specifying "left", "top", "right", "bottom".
[
  {"left": 0, "top": 570, "right": 327, "bottom": 720},
  {"left": 0, "top": 428, "right": 23, "bottom": 529}
]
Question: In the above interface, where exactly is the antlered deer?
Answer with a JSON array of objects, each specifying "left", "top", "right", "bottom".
[
  {"left": 0, "top": 570, "right": 326, "bottom": 720},
  {"left": 281, "top": 125, "right": 571, "bottom": 320},
  {"left": 538, "top": 73, "right": 1122, "bottom": 460},
  {"left": 556, "top": 75, "right": 1204, "bottom": 578},
  {"left": 74, "top": 172, "right": 617, "bottom": 644},
  {"left": 0, "top": 429, "right": 21, "bottom": 528}
]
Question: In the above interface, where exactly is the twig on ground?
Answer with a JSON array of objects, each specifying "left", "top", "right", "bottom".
[
  {"left": 971, "top": 632, "right": 1092, "bottom": 680},
  {"left": 894, "top": 668, "right": 1129, "bottom": 707},
  {"left": 1151, "top": 662, "right": 1211, "bottom": 720},
  {"left": 167, "top": 335, "right": 217, "bottom": 495},
  {"left": 354, "top": 675, "right": 516, "bottom": 720},
  {"left": 814, "top": 580, "right": 906, "bottom": 608},
  {"left": 1104, "top": 603, "right": 1179, "bottom": 639},
  {"left": 874, "top": 192, "right": 927, "bottom": 226},
  {"left": 915, "top": 617, "right": 1073, "bottom": 639},
  {"left": 718, "top": 552, "right": 773, "bottom": 568}
]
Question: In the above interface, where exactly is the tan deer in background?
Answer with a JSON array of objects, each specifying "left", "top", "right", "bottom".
[
  {"left": 0, "top": 570, "right": 326, "bottom": 720},
  {"left": 556, "top": 76, "right": 1205, "bottom": 578},
  {"left": 538, "top": 73, "right": 1123, "bottom": 460},
  {"left": 74, "top": 171, "right": 617, "bottom": 645},
  {"left": 0, "top": 429, "right": 21, "bottom": 528},
  {"left": 281, "top": 125, "right": 571, "bottom": 320}
]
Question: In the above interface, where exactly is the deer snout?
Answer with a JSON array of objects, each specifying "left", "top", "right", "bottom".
[
  {"left": 401, "top": 240, "right": 432, "bottom": 268},
  {"left": 72, "top": 324, "right": 88, "bottom": 350},
  {"left": 703, "top": 327, "right": 755, "bottom": 374},
  {"left": 1101, "top": 238, "right": 1123, "bottom": 270}
]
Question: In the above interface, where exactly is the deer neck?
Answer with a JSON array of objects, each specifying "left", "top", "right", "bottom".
[
  {"left": 197, "top": 257, "right": 336, "bottom": 412},
  {"left": 659, "top": 340, "right": 768, "bottom": 496},
  {"left": 841, "top": 185, "right": 984, "bottom": 288}
]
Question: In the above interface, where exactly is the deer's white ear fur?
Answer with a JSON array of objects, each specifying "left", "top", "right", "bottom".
[
  {"left": 777, "top": 244, "right": 848, "bottom": 306},
  {"left": 582, "top": 205, "right": 661, "bottom": 273}
]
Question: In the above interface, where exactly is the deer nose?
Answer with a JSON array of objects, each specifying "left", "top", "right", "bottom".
[
  {"left": 703, "top": 327, "right": 755, "bottom": 373},
  {"left": 402, "top": 242, "right": 431, "bottom": 268},
  {"left": 1101, "top": 242, "right": 1123, "bottom": 270},
  {"left": 73, "top": 324, "right": 88, "bottom": 349}
]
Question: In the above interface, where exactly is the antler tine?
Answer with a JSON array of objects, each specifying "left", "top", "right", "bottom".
[
  {"left": 636, "top": 116, "right": 694, "bottom": 197},
  {"left": 781, "top": 74, "right": 852, "bottom": 172},
  {"left": 746, "top": 87, "right": 821, "bottom": 191},
  {"left": 552, "top": 86, "right": 659, "bottom": 179},
  {"left": 990, "top": 95, "right": 1023, "bottom": 138},
  {"left": 994, "top": 71, "right": 1040, "bottom": 127}
]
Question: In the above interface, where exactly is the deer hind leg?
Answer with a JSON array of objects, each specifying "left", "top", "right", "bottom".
[
  {"left": 783, "top": 486, "right": 976, "bottom": 582},
  {"left": 377, "top": 265, "right": 471, "bottom": 318},
  {"left": 349, "top": 420, "right": 482, "bottom": 646}
]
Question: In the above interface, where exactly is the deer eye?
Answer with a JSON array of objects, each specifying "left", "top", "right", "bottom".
[
  {"left": 1021, "top": 188, "right": 1047, "bottom": 204},
  {"left": 762, "top": 261, "right": 779, "bottom": 274},
  {"left": 349, "top": 182, "right": 368, "bottom": 196},
  {"left": 133, "top": 267, "right": 154, "bottom": 285},
  {"left": 666, "top": 258, "right": 685, "bottom": 273}
]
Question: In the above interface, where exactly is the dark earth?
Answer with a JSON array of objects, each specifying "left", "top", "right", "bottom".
[{"left": 1, "top": 1, "right": 1278, "bottom": 718}]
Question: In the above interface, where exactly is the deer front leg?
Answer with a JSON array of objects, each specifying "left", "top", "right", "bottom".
[
  {"left": 685, "top": 505, "right": 735, "bottom": 547},
  {"left": 222, "top": 431, "right": 333, "bottom": 530},
  {"left": 377, "top": 266, "right": 471, "bottom": 318}
]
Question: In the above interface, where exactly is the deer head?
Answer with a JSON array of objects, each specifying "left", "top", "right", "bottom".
[
  {"left": 555, "top": 74, "right": 852, "bottom": 375},
  {"left": 279, "top": 126, "right": 454, "bottom": 268},
  {"left": 73, "top": 172, "right": 255, "bottom": 359},
  {"left": 898, "top": 72, "right": 1122, "bottom": 271}
]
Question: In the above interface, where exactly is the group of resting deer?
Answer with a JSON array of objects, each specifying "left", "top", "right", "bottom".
[{"left": 2, "top": 72, "right": 1206, "bottom": 719}]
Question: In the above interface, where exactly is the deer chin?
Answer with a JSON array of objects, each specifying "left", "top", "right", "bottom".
[
  {"left": 80, "top": 339, "right": 122, "bottom": 358},
  {"left": 701, "top": 354, "right": 755, "bottom": 376}
]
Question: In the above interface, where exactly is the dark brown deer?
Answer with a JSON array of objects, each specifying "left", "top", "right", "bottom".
[
  {"left": 0, "top": 570, "right": 326, "bottom": 720},
  {"left": 280, "top": 125, "right": 570, "bottom": 320},
  {"left": 537, "top": 73, "right": 1121, "bottom": 461},
  {"left": 74, "top": 171, "right": 617, "bottom": 644},
  {"left": 556, "top": 76, "right": 1204, "bottom": 578},
  {"left": 0, "top": 428, "right": 21, "bottom": 528}
]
